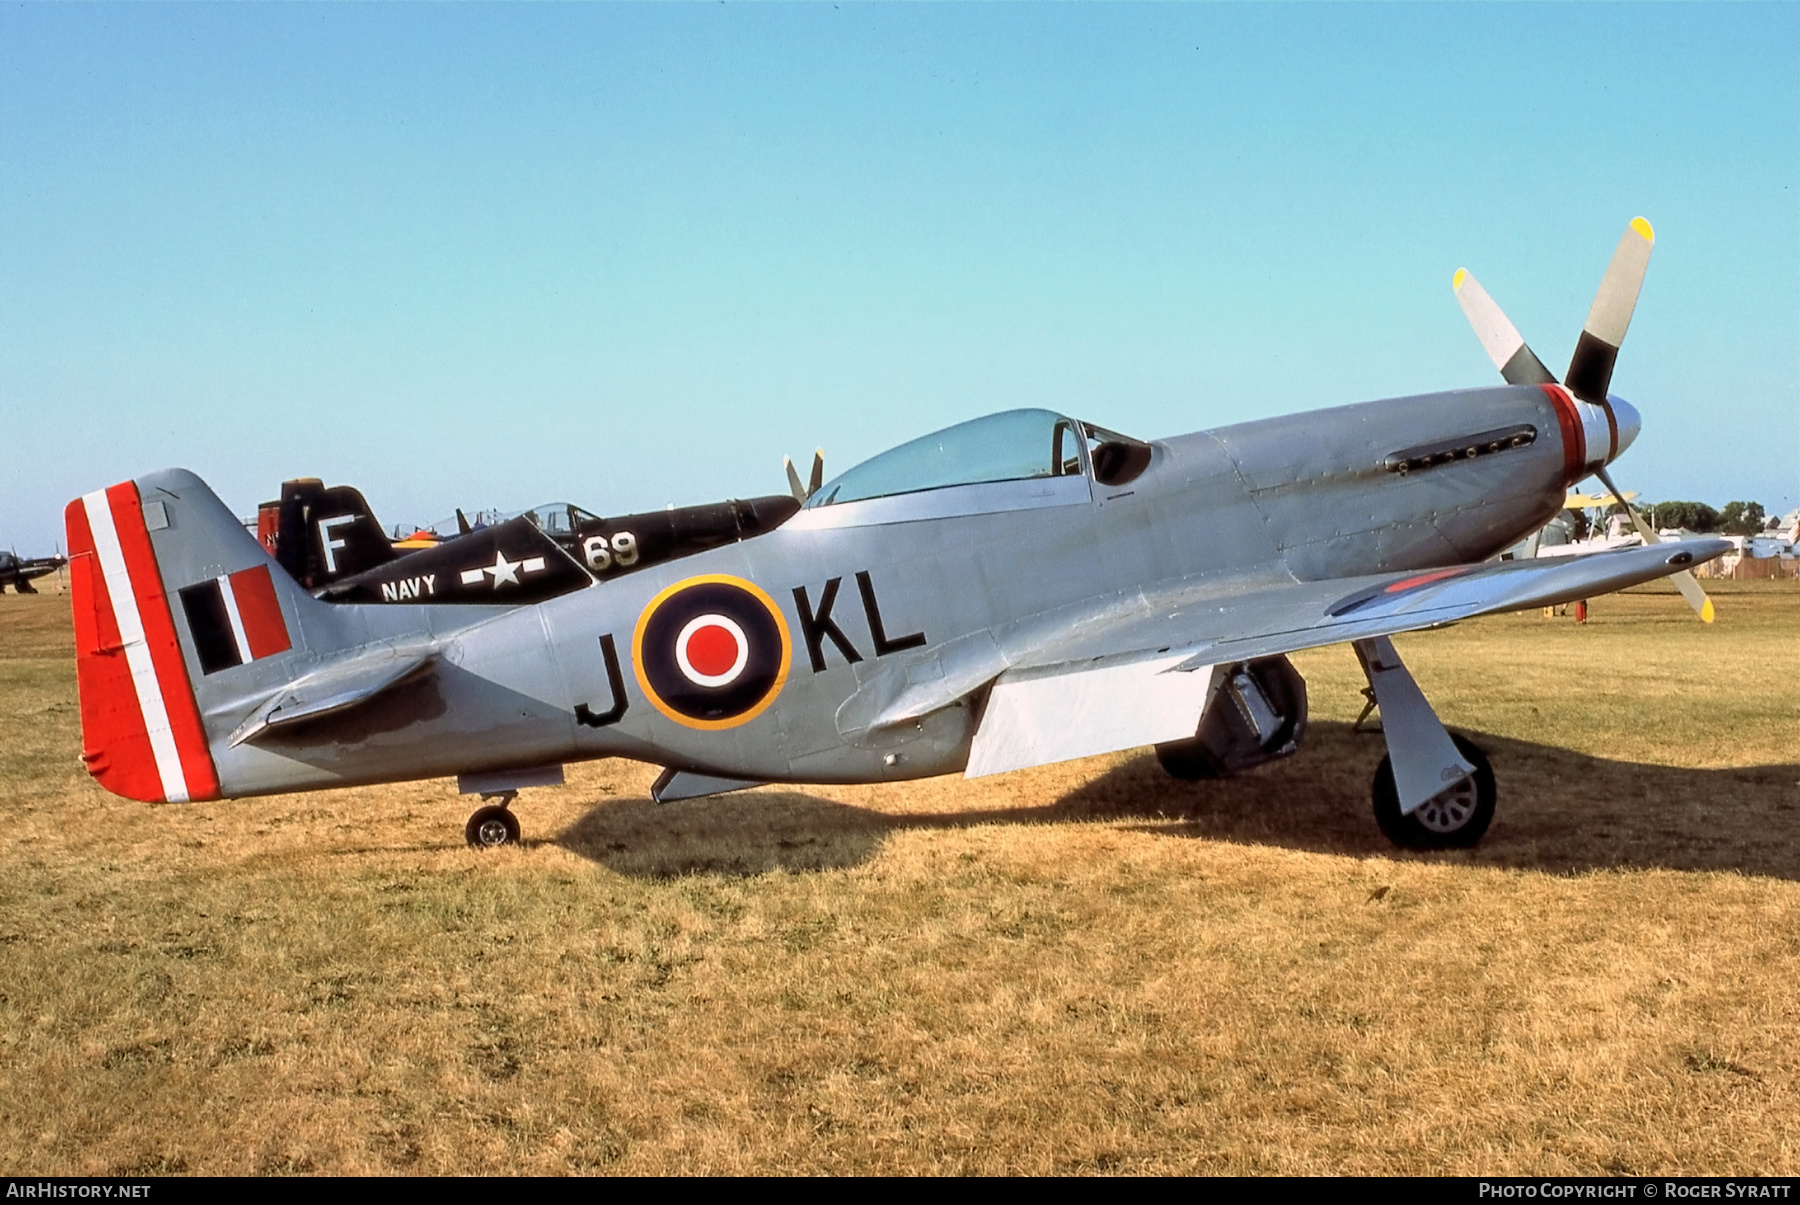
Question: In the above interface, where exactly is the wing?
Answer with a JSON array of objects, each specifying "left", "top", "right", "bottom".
[
  {"left": 834, "top": 538, "right": 1730, "bottom": 777},
  {"left": 1016, "top": 537, "right": 1728, "bottom": 675}
]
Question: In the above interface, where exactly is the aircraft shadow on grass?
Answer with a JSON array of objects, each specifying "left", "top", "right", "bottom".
[{"left": 556, "top": 721, "right": 1800, "bottom": 882}]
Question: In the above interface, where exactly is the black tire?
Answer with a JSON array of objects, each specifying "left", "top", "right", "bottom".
[
  {"left": 1155, "top": 656, "right": 1308, "bottom": 781},
  {"left": 465, "top": 805, "right": 521, "bottom": 849},
  {"left": 1372, "top": 733, "right": 1495, "bottom": 849},
  {"left": 1155, "top": 740, "right": 1228, "bottom": 782}
]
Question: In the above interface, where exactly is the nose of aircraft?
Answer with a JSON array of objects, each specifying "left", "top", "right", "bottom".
[{"left": 1607, "top": 395, "right": 1641, "bottom": 462}]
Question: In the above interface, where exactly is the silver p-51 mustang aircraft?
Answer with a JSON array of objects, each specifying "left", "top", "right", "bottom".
[{"left": 65, "top": 220, "right": 1725, "bottom": 850}]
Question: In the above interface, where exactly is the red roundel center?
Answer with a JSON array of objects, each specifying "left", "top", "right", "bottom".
[{"left": 686, "top": 623, "right": 741, "bottom": 678}]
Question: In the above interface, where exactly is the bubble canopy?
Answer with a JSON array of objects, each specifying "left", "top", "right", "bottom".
[{"left": 808, "top": 409, "right": 1099, "bottom": 508}]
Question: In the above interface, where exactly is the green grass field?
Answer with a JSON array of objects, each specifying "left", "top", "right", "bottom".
[{"left": 1, "top": 581, "right": 1795, "bottom": 1174}]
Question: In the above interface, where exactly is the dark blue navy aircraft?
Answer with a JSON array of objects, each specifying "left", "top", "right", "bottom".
[{"left": 1, "top": 550, "right": 65, "bottom": 594}]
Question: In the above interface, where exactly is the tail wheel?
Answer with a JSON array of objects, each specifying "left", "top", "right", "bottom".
[
  {"left": 1372, "top": 734, "right": 1495, "bottom": 849},
  {"left": 465, "top": 804, "right": 521, "bottom": 849}
]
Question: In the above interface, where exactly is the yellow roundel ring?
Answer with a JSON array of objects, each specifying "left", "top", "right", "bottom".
[{"left": 631, "top": 574, "right": 792, "bottom": 730}]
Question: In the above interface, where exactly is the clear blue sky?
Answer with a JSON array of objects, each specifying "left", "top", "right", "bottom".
[{"left": 3, "top": 3, "right": 1795, "bottom": 552}]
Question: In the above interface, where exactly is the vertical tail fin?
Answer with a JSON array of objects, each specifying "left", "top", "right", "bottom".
[
  {"left": 67, "top": 478, "right": 225, "bottom": 802},
  {"left": 272, "top": 479, "right": 400, "bottom": 588},
  {"left": 65, "top": 469, "right": 350, "bottom": 802}
]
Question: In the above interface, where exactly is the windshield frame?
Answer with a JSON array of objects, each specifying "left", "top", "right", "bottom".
[{"left": 807, "top": 408, "right": 1096, "bottom": 510}]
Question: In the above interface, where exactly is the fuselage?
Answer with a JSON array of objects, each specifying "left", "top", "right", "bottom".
[{"left": 207, "top": 382, "right": 1620, "bottom": 797}]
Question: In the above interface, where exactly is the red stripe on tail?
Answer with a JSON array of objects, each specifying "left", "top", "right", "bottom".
[
  {"left": 103, "top": 483, "right": 220, "bottom": 801},
  {"left": 229, "top": 564, "right": 291, "bottom": 660},
  {"left": 65, "top": 497, "right": 165, "bottom": 802}
]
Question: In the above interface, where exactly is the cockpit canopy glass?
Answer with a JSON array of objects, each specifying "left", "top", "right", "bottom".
[
  {"left": 520, "top": 502, "right": 602, "bottom": 536},
  {"left": 808, "top": 409, "right": 1095, "bottom": 508}
]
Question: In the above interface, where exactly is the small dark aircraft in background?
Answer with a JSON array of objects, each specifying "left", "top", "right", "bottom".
[
  {"left": 254, "top": 477, "right": 800, "bottom": 606},
  {"left": 1, "top": 549, "right": 66, "bottom": 593},
  {"left": 65, "top": 219, "right": 1726, "bottom": 853}
]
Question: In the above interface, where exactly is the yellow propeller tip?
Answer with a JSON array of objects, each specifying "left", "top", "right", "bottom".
[
  {"left": 1700, "top": 599, "right": 1715, "bottom": 624},
  {"left": 1631, "top": 216, "right": 1655, "bottom": 243},
  {"left": 1452, "top": 268, "right": 1467, "bottom": 291}
]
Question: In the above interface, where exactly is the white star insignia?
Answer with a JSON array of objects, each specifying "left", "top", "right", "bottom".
[
  {"left": 461, "top": 550, "right": 536, "bottom": 589},
  {"left": 485, "top": 551, "right": 520, "bottom": 586}
]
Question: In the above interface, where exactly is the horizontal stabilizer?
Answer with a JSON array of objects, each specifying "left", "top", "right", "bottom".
[
  {"left": 965, "top": 653, "right": 1217, "bottom": 778},
  {"left": 229, "top": 644, "right": 436, "bottom": 747}
]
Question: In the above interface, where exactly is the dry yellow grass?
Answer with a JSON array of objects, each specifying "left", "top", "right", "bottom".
[{"left": 1, "top": 581, "right": 1796, "bottom": 1174}]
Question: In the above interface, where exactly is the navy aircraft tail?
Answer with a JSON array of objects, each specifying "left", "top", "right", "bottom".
[{"left": 261, "top": 479, "right": 403, "bottom": 588}]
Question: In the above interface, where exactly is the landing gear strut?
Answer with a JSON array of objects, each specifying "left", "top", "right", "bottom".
[
  {"left": 1353, "top": 635, "right": 1498, "bottom": 850},
  {"left": 465, "top": 791, "right": 521, "bottom": 849}
]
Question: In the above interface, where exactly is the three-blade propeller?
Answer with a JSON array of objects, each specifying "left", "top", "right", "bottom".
[{"left": 1453, "top": 218, "right": 1714, "bottom": 622}]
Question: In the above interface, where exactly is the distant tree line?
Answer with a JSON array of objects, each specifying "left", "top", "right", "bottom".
[{"left": 1618, "top": 500, "right": 1768, "bottom": 535}]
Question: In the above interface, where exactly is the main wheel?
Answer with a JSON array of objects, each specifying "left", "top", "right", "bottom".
[
  {"left": 1155, "top": 739, "right": 1227, "bottom": 782},
  {"left": 465, "top": 805, "right": 521, "bottom": 849},
  {"left": 1372, "top": 734, "right": 1495, "bottom": 849}
]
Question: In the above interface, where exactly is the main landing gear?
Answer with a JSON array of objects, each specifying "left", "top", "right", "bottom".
[
  {"left": 1371, "top": 733, "right": 1495, "bottom": 849},
  {"left": 465, "top": 791, "right": 522, "bottom": 849},
  {"left": 1353, "top": 636, "right": 1496, "bottom": 849}
]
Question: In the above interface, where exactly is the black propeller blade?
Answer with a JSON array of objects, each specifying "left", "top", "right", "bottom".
[
  {"left": 1453, "top": 217, "right": 1713, "bottom": 622},
  {"left": 1565, "top": 217, "right": 1655, "bottom": 404}
]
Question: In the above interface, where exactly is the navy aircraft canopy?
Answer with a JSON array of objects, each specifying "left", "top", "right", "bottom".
[{"left": 518, "top": 502, "right": 603, "bottom": 540}]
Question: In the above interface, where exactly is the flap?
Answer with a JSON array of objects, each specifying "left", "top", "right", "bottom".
[{"left": 965, "top": 653, "right": 1218, "bottom": 778}]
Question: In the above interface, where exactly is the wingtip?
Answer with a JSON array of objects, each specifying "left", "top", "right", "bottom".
[{"left": 1630, "top": 216, "right": 1654, "bottom": 243}]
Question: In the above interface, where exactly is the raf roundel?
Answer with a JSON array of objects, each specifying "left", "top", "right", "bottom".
[{"left": 633, "top": 575, "right": 791, "bottom": 729}]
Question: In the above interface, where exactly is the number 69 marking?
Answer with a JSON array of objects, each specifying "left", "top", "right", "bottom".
[{"left": 583, "top": 531, "right": 640, "bottom": 572}]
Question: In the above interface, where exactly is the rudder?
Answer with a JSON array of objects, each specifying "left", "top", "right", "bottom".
[{"left": 65, "top": 470, "right": 339, "bottom": 803}]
